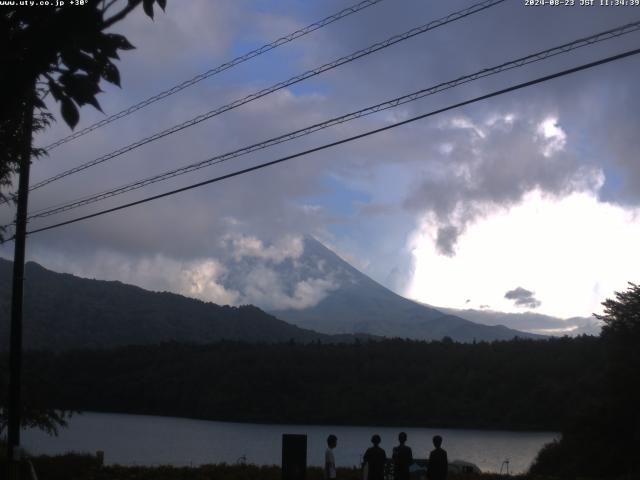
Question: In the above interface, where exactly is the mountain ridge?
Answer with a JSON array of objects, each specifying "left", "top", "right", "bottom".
[
  {"left": 431, "top": 305, "right": 601, "bottom": 336},
  {"left": 0, "top": 257, "right": 364, "bottom": 351}
]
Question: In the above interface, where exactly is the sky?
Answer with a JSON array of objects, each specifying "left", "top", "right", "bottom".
[{"left": 2, "top": 0, "right": 640, "bottom": 321}]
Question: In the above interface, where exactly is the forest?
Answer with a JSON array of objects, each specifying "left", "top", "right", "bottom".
[{"left": 0, "top": 336, "right": 601, "bottom": 432}]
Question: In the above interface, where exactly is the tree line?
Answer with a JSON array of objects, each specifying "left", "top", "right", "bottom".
[{"left": 1, "top": 336, "right": 601, "bottom": 432}]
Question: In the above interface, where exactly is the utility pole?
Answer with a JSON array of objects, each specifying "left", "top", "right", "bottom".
[{"left": 7, "top": 83, "right": 35, "bottom": 480}]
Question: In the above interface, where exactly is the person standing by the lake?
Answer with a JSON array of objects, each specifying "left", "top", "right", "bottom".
[
  {"left": 427, "top": 435, "right": 448, "bottom": 480},
  {"left": 325, "top": 434, "right": 338, "bottom": 480},
  {"left": 363, "top": 434, "right": 387, "bottom": 480},
  {"left": 392, "top": 432, "right": 413, "bottom": 480}
]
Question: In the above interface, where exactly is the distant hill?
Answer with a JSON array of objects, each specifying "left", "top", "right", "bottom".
[
  {"left": 267, "top": 237, "right": 542, "bottom": 342},
  {"left": 430, "top": 306, "right": 601, "bottom": 337},
  {"left": 0, "top": 258, "right": 358, "bottom": 351}
]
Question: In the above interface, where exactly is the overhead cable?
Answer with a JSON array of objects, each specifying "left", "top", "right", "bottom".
[
  {"left": 29, "top": 0, "right": 506, "bottom": 192},
  {"left": 24, "top": 20, "right": 640, "bottom": 221},
  {"left": 41, "top": 0, "right": 387, "bottom": 151},
  {"left": 17, "top": 47, "right": 640, "bottom": 239}
]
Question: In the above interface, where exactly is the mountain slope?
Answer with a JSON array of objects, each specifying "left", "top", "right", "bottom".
[
  {"left": 0, "top": 258, "right": 351, "bottom": 351},
  {"left": 269, "top": 237, "right": 542, "bottom": 342}
]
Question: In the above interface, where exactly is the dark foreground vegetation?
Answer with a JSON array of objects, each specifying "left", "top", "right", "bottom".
[
  {"left": 0, "top": 449, "right": 552, "bottom": 480},
  {"left": 2, "top": 336, "right": 600, "bottom": 431},
  {"left": 1, "top": 284, "right": 638, "bottom": 478},
  {"left": 530, "top": 284, "right": 640, "bottom": 479}
]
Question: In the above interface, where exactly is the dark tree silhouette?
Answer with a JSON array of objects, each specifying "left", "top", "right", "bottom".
[
  {"left": 0, "top": 0, "right": 166, "bottom": 207},
  {"left": 595, "top": 282, "right": 640, "bottom": 475},
  {"left": 0, "top": 0, "right": 167, "bottom": 438},
  {"left": 597, "top": 282, "right": 640, "bottom": 337},
  {"left": 532, "top": 282, "right": 640, "bottom": 478}
]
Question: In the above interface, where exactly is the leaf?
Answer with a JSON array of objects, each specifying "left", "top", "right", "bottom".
[
  {"left": 101, "top": 62, "right": 121, "bottom": 87},
  {"left": 60, "top": 73, "right": 103, "bottom": 112},
  {"left": 61, "top": 49, "right": 99, "bottom": 76},
  {"left": 143, "top": 0, "right": 154, "bottom": 19},
  {"left": 97, "top": 33, "right": 135, "bottom": 60},
  {"left": 60, "top": 73, "right": 100, "bottom": 96},
  {"left": 87, "top": 96, "right": 103, "bottom": 112},
  {"left": 33, "top": 97, "right": 46, "bottom": 109},
  {"left": 60, "top": 96, "right": 79, "bottom": 129},
  {"left": 48, "top": 81, "right": 64, "bottom": 101},
  {"left": 105, "top": 33, "right": 135, "bottom": 51},
  {"left": 98, "top": 41, "right": 119, "bottom": 60},
  {"left": 156, "top": 0, "right": 167, "bottom": 10}
]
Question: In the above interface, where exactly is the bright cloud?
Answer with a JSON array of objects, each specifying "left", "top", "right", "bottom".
[
  {"left": 406, "top": 189, "right": 640, "bottom": 318},
  {"left": 183, "top": 259, "right": 240, "bottom": 305},
  {"left": 223, "top": 234, "right": 304, "bottom": 264},
  {"left": 537, "top": 117, "right": 567, "bottom": 157},
  {"left": 25, "top": 251, "right": 241, "bottom": 306},
  {"left": 236, "top": 264, "right": 339, "bottom": 310}
]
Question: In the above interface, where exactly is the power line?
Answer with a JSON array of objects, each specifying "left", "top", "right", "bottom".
[
  {"left": 28, "top": 0, "right": 505, "bottom": 192},
  {"left": 23, "top": 20, "right": 640, "bottom": 221},
  {"left": 41, "top": 0, "right": 386, "bottom": 152},
  {"left": 18, "top": 47, "right": 640, "bottom": 240}
]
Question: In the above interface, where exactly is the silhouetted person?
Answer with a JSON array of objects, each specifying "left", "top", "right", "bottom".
[
  {"left": 363, "top": 434, "right": 387, "bottom": 480},
  {"left": 325, "top": 434, "right": 338, "bottom": 479},
  {"left": 427, "top": 435, "right": 448, "bottom": 480},
  {"left": 392, "top": 432, "right": 413, "bottom": 480}
]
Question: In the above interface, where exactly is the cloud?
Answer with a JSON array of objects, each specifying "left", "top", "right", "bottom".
[
  {"left": 182, "top": 259, "right": 240, "bottom": 305},
  {"left": 435, "top": 225, "right": 461, "bottom": 257},
  {"left": 239, "top": 266, "right": 339, "bottom": 310},
  {"left": 537, "top": 117, "right": 567, "bottom": 158},
  {"left": 16, "top": 249, "right": 241, "bottom": 306},
  {"left": 8, "top": 234, "right": 342, "bottom": 312},
  {"left": 1, "top": 0, "right": 638, "bottom": 320},
  {"left": 504, "top": 287, "right": 541, "bottom": 309},
  {"left": 215, "top": 235, "right": 341, "bottom": 310},
  {"left": 223, "top": 234, "right": 304, "bottom": 264},
  {"left": 407, "top": 189, "right": 640, "bottom": 318},
  {"left": 403, "top": 112, "right": 603, "bottom": 256}
]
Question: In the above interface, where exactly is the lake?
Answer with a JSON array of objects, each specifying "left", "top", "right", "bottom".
[{"left": 22, "top": 412, "right": 558, "bottom": 474}]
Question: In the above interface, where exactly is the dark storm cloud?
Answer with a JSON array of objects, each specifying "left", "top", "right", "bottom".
[
  {"left": 307, "top": 0, "right": 640, "bottom": 254},
  {"left": 435, "top": 225, "right": 460, "bottom": 257},
  {"left": 401, "top": 111, "right": 602, "bottom": 254},
  {"left": 504, "top": 287, "right": 541, "bottom": 309}
]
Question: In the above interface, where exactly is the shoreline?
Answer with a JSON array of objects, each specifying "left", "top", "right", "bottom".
[
  {"left": 19, "top": 413, "right": 556, "bottom": 474},
  {"left": 1, "top": 451, "right": 544, "bottom": 480},
  {"left": 58, "top": 409, "right": 562, "bottom": 434}
]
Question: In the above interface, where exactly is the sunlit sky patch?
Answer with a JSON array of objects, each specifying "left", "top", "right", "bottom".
[{"left": 407, "top": 187, "right": 640, "bottom": 318}]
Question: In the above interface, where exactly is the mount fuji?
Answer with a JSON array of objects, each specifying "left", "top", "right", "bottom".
[{"left": 233, "top": 236, "right": 542, "bottom": 342}]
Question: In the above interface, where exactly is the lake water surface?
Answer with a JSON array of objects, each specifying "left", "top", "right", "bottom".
[{"left": 22, "top": 412, "right": 558, "bottom": 474}]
